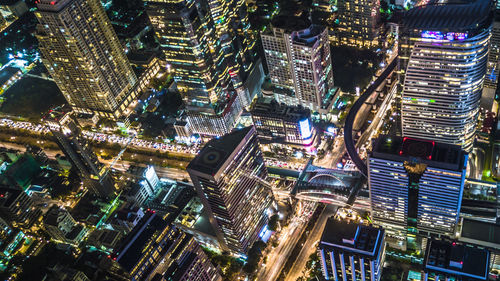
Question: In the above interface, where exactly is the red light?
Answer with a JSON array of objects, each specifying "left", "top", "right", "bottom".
[
  {"left": 452, "top": 242, "right": 456, "bottom": 246},
  {"left": 107, "top": 255, "right": 111, "bottom": 258},
  {"left": 113, "top": 257, "right": 117, "bottom": 261},
  {"left": 50, "top": 1, "right": 56, "bottom": 4},
  {"left": 460, "top": 261, "right": 463, "bottom": 265}
]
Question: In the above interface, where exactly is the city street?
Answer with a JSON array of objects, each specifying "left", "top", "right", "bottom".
[
  {"left": 284, "top": 204, "right": 338, "bottom": 281},
  {"left": 255, "top": 202, "right": 317, "bottom": 281}
]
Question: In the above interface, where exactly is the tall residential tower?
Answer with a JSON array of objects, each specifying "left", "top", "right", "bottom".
[
  {"left": 261, "top": 17, "right": 335, "bottom": 113},
  {"left": 35, "top": 0, "right": 138, "bottom": 119}
]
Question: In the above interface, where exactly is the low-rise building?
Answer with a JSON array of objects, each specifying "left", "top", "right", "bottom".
[
  {"left": 251, "top": 97, "right": 315, "bottom": 146},
  {"left": 318, "top": 217, "right": 386, "bottom": 281}
]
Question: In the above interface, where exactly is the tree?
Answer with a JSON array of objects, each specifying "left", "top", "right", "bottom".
[{"left": 268, "top": 214, "right": 280, "bottom": 231}]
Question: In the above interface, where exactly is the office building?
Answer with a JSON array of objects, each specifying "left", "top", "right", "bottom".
[
  {"left": 50, "top": 122, "right": 115, "bottom": 198},
  {"left": 35, "top": 0, "right": 138, "bottom": 118},
  {"left": 187, "top": 126, "right": 274, "bottom": 255},
  {"left": 145, "top": 0, "right": 260, "bottom": 136},
  {"left": 0, "top": 186, "right": 40, "bottom": 228},
  {"left": 399, "top": 0, "right": 492, "bottom": 151},
  {"left": 336, "top": 0, "right": 380, "bottom": 48},
  {"left": 43, "top": 205, "right": 78, "bottom": 242},
  {"left": 318, "top": 217, "right": 386, "bottom": 281},
  {"left": 368, "top": 136, "right": 467, "bottom": 248},
  {"left": 261, "top": 17, "right": 335, "bottom": 113},
  {"left": 423, "top": 239, "right": 490, "bottom": 281},
  {"left": 251, "top": 97, "right": 315, "bottom": 145},
  {"left": 114, "top": 211, "right": 221, "bottom": 281}
]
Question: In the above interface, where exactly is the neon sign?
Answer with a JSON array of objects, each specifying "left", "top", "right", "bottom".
[{"left": 421, "top": 31, "right": 468, "bottom": 41}]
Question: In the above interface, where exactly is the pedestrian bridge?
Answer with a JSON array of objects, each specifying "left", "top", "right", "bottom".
[{"left": 291, "top": 160, "right": 369, "bottom": 208}]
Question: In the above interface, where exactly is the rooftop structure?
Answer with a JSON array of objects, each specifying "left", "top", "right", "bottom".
[
  {"left": 371, "top": 135, "right": 467, "bottom": 172},
  {"left": 423, "top": 239, "right": 490, "bottom": 281},
  {"left": 402, "top": 0, "right": 491, "bottom": 31}
]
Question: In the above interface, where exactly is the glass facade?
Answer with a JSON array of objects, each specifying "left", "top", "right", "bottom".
[{"left": 401, "top": 29, "right": 490, "bottom": 151}]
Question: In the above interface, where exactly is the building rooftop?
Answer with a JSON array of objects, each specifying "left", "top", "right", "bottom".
[
  {"left": 403, "top": 0, "right": 492, "bottom": 32},
  {"left": 0, "top": 66, "right": 20, "bottom": 86},
  {"left": 319, "top": 217, "right": 384, "bottom": 259},
  {"left": 270, "top": 15, "right": 311, "bottom": 33},
  {"left": 371, "top": 135, "right": 466, "bottom": 172},
  {"left": 291, "top": 25, "right": 325, "bottom": 47},
  {"left": 251, "top": 97, "right": 311, "bottom": 122},
  {"left": 424, "top": 239, "right": 489, "bottom": 280},
  {"left": 187, "top": 126, "right": 253, "bottom": 176},
  {"left": 43, "top": 205, "right": 65, "bottom": 226},
  {"left": 0, "top": 186, "right": 23, "bottom": 209}
]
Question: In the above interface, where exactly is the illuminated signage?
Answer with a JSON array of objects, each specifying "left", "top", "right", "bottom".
[
  {"left": 299, "top": 118, "right": 312, "bottom": 140},
  {"left": 421, "top": 31, "right": 468, "bottom": 41}
]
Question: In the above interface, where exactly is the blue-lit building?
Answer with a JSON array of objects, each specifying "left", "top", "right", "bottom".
[
  {"left": 423, "top": 239, "right": 490, "bottom": 281},
  {"left": 368, "top": 136, "right": 467, "bottom": 249},
  {"left": 399, "top": 0, "right": 492, "bottom": 151},
  {"left": 251, "top": 97, "right": 316, "bottom": 146},
  {"left": 318, "top": 217, "right": 386, "bottom": 281}
]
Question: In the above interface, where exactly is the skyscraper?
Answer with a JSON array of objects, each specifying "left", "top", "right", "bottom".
[
  {"left": 336, "top": 0, "right": 380, "bottom": 48},
  {"left": 368, "top": 136, "right": 467, "bottom": 248},
  {"left": 318, "top": 217, "right": 386, "bottom": 281},
  {"left": 187, "top": 126, "right": 273, "bottom": 255},
  {"left": 50, "top": 121, "right": 115, "bottom": 198},
  {"left": 261, "top": 18, "right": 335, "bottom": 113},
  {"left": 35, "top": 0, "right": 138, "bottom": 119},
  {"left": 145, "top": 0, "right": 260, "bottom": 136},
  {"left": 399, "top": 0, "right": 492, "bottom": 151}
]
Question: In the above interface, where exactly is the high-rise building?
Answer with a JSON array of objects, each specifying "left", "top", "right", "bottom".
[
  {"left": 187, "top": 126, "right": 273, "bottom": 255},
  {"left": 35, "top": 0, "right": 138, "bottom": 119},
  {"left": 368, "top": 136, "right": 467, "bottom": 248},
  {"left": 318, "top": 217, "right": 386, "bottom": 281},
  {"left": 114, "top": 211, "right": 222, "bottom": 281},
  {"left": 423, "top": 239, "right": 490, "bottom": 281},
  {"left": 251, "top": 97, "right": 315, "bottom": 146},
  {"left": 261, "top": 17, "right": 335, "bottom": 113},
  {"left": 0, "top": 186, "right": 40, "bottom": 228},
  {"left": 399, "top": 0, "right": 492, "bottom": 151},
  {"left": 50, "top": 121, "right": 115, "bottom": 198},
  {"left": 145, "top": 0, "right": 260, "bottom": 136},
  {"left": 336, "top": 0, "right": 380, "bottom": 48}
]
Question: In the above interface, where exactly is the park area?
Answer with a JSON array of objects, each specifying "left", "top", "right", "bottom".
[{"left": 0, "top": 70, "right": 66, "bottom": 120}]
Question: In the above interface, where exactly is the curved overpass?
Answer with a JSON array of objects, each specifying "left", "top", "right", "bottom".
[{"left": 343, "top": 58, "right": 398, "bottom": 177}]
